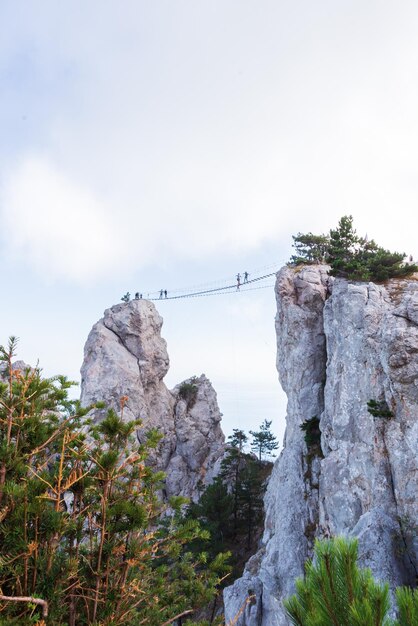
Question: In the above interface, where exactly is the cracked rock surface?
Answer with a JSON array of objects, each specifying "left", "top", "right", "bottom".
[
  {"left": 224, "top": 266, "right": 418, "bottom": 625},
  {"left": 81, "top": 300, "right": 225, "bottom": 500}
]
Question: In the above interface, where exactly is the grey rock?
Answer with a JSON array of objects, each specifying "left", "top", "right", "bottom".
[
  {"left": 81, "top": 299, "right": 225, "bottom": 501},
  {"left": 224, "top": 266, "right": 418, "bottom": 625},
  {"left": 0, "top": 360, "right": 32, "bottom": 377}
]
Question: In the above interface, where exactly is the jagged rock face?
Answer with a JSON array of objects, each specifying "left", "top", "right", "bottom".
[
  {"left": 0, "top": 360, "right": 32, "bottom": 378},
  {"left": 81, "top": 299, "right": 224, "bottom": 500},
  {"left": 224, "top": 266, "right": 418, "bottom": 625}
]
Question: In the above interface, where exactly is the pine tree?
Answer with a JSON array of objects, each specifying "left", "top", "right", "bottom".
[
  {"left": 284, "top": 537, "right": 392, "bottom": 626},
  {"left": 186, "top": 477, "right": 235, "bottom": 557},
  {"left": 249, "top": 419, "right": 279, "bottom": 460},
  {"left": 219, "top": 429, "right": 268, "bottom": 552},
  {"left": 227, "top": 428, "right": 248, "bottom": 452},
  {"left": 360, "top": 245, "right": 415, "bottom": 282},
  {"left": 0, "top": 338, "right": 229, "bottom": 625},
  {"left": 291, "top": 233, "right": 330, "bottom": 264},
  {"left": 220, "top": 430, "right": 248, "bottom": 540},
  {"left": 289, "top": 215, "right": 418, "bottom": 282},
  {"left": 327, "top": 215, "right": 366, "bottom": 279},
  {"left": 395, "top": 587, "right": 418, "bottom": 625},
  {"left": 237, "top": 458, "right": 264, "bottom": 549}
]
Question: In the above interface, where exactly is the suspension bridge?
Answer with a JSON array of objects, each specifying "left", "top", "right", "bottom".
[{"left": 127, "top": 261, "right": 287, "bottom": 302}]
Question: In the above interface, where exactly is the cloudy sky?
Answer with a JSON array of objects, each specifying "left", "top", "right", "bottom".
[{"left": 1, "top": 1, "right": 418, "bottom": 444}]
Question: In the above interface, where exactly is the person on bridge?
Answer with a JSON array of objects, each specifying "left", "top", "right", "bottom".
[
  {"left": 159, "top": 289, "right": 163, "bottom": 299},
  {"left": 244, "top": 271, "right": 249, "bottom": 283},
  {"left": 236, "top": 273, "right": 241, "bottom": 290},
  {"left": 164, "top": 290, "right": 168, "bottom": 298}
]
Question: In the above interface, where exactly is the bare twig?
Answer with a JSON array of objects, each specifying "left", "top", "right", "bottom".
[
  {"left": 160, "top": 608, "right": 194, "bottom": 625},
  {"left": 0, "top": 594, "right": 48, "bottom": 617}
]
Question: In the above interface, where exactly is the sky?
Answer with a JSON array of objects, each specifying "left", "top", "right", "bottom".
[{"left": 1, "top": 1, "right": 418, "bottom": 446}]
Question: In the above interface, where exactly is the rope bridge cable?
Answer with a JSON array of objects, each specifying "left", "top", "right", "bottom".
[
  {"left": 173, "top": 283, "right": 276, "bottom": 299},
  {"left": 148, "top": 272, "right": 277, "bottom": 301},
  {"left": 140, "top": 259, "right": 288, "bottom": 299}
]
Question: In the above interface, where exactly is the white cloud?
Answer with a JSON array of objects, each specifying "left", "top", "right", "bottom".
[
  {"left": 2, "top": 2, "right": 418, "bottom": 284},
  {"left": 0, "top": 150, "right": 287, "bottom": 283},
  {"left": 0, "top": 156, "right": 121, "bottom": 283}
]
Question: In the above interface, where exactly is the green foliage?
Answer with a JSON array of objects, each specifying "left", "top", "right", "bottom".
[
  {"left": 300, "top": 416, "right": 322, "bottom": 450},
  {"left": 186, "top": 428, "right": 271, "bottom": 585},
  {"left": 0, "top": 338, "right": 228, "bottom": 625},
  {"left": 360, "top": 247, "right": 414, "bottom": 282},
  {"left": 291, "top": 233, "right": 330, "bottom": 265},
  {"left": 219, "top": 430, "right": 266, "bottom": 551},
  {"left": 289, "top": 215, "right": 418, "bottom": 282},
  {"left": 178, "top": 377, "right": 199, "bottom": 409},
  {"left": 284, "top": 537, "right": 392, "bottom": 626},
  {"left": 227, "top": 428, "right": 248, "bottom": 451},
  {"left": 237, "top": 457, "right": 265, "bottom": 550},
  {"left": 285, "top": 536, "right": 418, "bottom": 626},
  {"left": 327, "top": 215, "right": 363, "bottom": 279},
  {"left": 121, "top": 292, "right": 131, "bottom": 302},
  {"left": 395, "top": 587, "right": 418, "bottom": 625},
  {"left": 367, "top": 399, "right": 394, "bottom": 419},
  {"left": 249, "top": 419, "right": 279, "bottom": 460},
  {"left": 187, "top": 478, "right": 235, "bottom": 558}
]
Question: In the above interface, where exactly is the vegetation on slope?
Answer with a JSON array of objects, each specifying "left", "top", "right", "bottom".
[
  {"left": 0, "top": 338, "right": 229, "bottom": 625},
  {"left": 185, "top": 426, "right": 276, "bottom": 610}
]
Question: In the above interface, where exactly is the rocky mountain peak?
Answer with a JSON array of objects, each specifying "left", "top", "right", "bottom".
[
  {"left": 102, "top": 299, "right": 169, "bottom": 384},
  {"left": 81, "top": 299, "right": 225, "bottom": 501}
]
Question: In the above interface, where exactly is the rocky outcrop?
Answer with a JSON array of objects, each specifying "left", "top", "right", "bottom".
[
  {"left": 0, "top": 360, "right": 32, "bottom": 378},
  {"left": 81, "top": 299, "right": 224, "bottom": 501},
  {"left": 224, "top": 265, "right": 418, "bottom": 625}
]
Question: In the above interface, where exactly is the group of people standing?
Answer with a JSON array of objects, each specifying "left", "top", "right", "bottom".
[
  {"left": 236, "top": 271, "right": 249, "bottom": 289},
  {"left": 122, "top": 270, "right": 251, "bottom": 303}
]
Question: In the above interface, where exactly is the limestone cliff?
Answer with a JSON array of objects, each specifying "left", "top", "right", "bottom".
[
  {"left": 80, "top": 299, "right": 224, "bottom": 500},
  {"left": 224, "top": 265, "right": 418, "bottom": 625}
]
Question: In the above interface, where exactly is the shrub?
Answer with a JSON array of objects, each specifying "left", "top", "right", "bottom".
[
  {"left": 178, "top": 377, "right": 199, "bottom": 409},
  {"left": 300, "top": 416, "right": 322, "bottom": 449},
  {"left": 367, "top": 399, "right": 394, "bottom": 419}
]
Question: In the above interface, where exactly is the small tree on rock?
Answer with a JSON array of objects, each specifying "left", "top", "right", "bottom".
[
  {"left": 288, "top": 215, "right": 418, "bottom": 282},
  {"left": 249, "top": 419, "right": 279, "bottom": 460}
]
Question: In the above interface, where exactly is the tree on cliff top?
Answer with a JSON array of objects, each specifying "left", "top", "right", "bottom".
[
  {"left": 290, "top": 215, "right": 418, "bottom": 282},
  {"left": 290, "top": 232, "right": 330, "bottom": 265}
]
